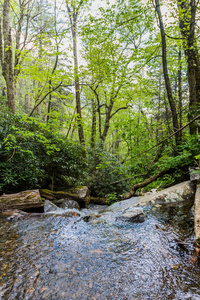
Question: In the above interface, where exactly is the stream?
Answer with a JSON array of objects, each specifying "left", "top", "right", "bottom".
[{"left": 0, "top": 202, "right": 200, "bottom": 300}]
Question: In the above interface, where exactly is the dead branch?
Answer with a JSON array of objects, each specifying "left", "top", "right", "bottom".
[{"left": 124, "top": 168, "right": 171, "bottom": 199}]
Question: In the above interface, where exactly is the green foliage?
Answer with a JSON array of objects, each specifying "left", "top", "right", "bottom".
[
  {"left": 0, "top": 108, "right": 86, "bottom": 193},
  {"left": 105, "top": 192, "right": 118, "bottom": 205},
  {"left": 86, "top": 145, "right": 129, "bottom": 197}
]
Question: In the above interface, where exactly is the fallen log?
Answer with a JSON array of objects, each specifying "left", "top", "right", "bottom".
[
  {"left": 124, "top": 168, "right": 171, "bottom": 199},
  {"left": 40, "top": 186, "right": 90, "bottom": 207},
  {"left": 0, "top": 190, "right": 42, "bottom": 211}
]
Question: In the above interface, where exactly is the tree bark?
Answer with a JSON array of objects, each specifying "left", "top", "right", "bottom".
[
  {"left": 101, "top": 99, "right": 114, "bottom": 142},
  {"left": 91, "top": 98, "right": 96, "bottom": 148},
  {"left": 155, "top": 0, "right": 180, "bottom": 145},
  {"left": 2, "top": 1, "right": 15, "bottom": 113},
  {"left": 66, "top": 1, "right": 85, "bottom": 146},
  {"left": 25, "top": 93, "right": 29, "bottom": 114},
  {"left": 124, "top": 168, "right": 171, "bottom": 199},
  {"left": 178, "top": 50, "right": 183, "bottom": 132},
  {"left": 0, "top": 190, "right": 42, "bottom": 211},
  {"left": 177, "top": 0, "right": 200, "bottom": 135},
  {"left": 40, "top": 187, "right": 90, "bottom": 206}
]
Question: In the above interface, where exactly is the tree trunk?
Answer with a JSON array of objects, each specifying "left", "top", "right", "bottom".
[
  {"left": 91, "top": 98, "right": 96, "bottom": 148},
  {"left": 2, "top": 0, "right": 15, "bottom": 113},
  {"left": 0, "top": 190, "right": 42, "bottom": 211},
  {"left": 178, "top": 50, "right": 183, "bottom": 131},
  {"left": 177, "top": 0, "right": 200, "bottom": 135},
  {"left": 155, "top": 0, "right": 180, "bottom": 145},
  {"left": 101, "top": 99, "right": 114, "bottom": 142},
  {"left": 25, "top": 93, "right": 29, "bottom": 114},
  {"left": 40, "top": 187, "right": 90, "bottom": 206},
  {"left": 72, "top": 21, "right": 85, "bottom": 146}
]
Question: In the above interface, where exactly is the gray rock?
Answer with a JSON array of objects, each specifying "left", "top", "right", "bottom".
[
  {"left": 105, "top": 197, "right": 140, "bottom": 212},
  {"left": 141, "top": 180, "right": 195, "bottom": 205},
  {"left": 60, "top": 199, "right": 80, "bottom": 210},
  {"left": 119, "top": 208, "right": 146, "bottom": 223},
  {"left": 189, "top": 167, "right": 200, "bottom": 181},
  {"left": 105, "top": 181, "right": 195, "bottom": 213},
  {"left": 44, "top": 200, "right": 60, "bottom": 213}
]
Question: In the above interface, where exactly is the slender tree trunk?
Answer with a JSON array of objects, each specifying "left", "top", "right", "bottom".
[
  {"left": 101, "top": 99, "right": 114, "bottom": 142},
  {"left": 178, "top": 50, "right": 183, "bottom": 132},
  {"left": 89, "top": 86, "right": 102, "bottom": 138},
  {"left": 155, "top": 0, "right": 180, "bottom": 145},
  {"left": 2, "top": 1, "right": 15, "bottom": 113},
  {"left": 72, "top": 21, "right": 85, "bottom": 145},
  {"left": 177, "top": 0, "right": 200, "bottom": 135},
  {"left": 156, "top": 61, "right": 162, "bottom": 143},
  {"left": 91, "top": 99, "right": 96, "bottom": 148},
  {"left": 47, "top": 0, "right": 59, "bottom": 124},
  {"left": 25, "top": 94, "right": 29, "bottom": 114}
]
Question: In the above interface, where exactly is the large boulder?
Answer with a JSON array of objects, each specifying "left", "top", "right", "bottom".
[
  {"left": 105, "top": 181, "right": 195, "bottom": 213},
  {"left": 140, "top": 180, "right": 196, "bottom": 206},
  {"left": 40, "top": 186, "right": 90, "bottom": 207}
]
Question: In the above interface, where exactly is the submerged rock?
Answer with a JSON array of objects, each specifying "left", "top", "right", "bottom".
[
  {"left": 44, "top": 200, "right": 81, "bottom": 217},
  {"left": 119, "top": 208, "right": 146, "bottom": 223},
  {"left": 0, "top": 209, "right": 41, "bottom": 220},
  {"left": 61, "top": 199, "right": 80, "bottom": 210},
  {"left": 82, "top": 213, "right": 98, "bottom": 222},
  {"left": 63, "top": 211, "right": 81, "bottom": 217}
]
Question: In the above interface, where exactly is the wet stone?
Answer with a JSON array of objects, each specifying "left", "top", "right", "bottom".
[
  {"left": 44, "top": 200, "right": 60, "bottom": 213},
  {"left": 60, "top": 199, "right": 80, "bottom": 210},
  {"left": 119, "top": 208, "right": 147, "bottom": 223}
]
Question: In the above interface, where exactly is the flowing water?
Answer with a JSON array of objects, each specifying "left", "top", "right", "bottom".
[{"left": 0, "top": 203, "right": 200, "bottom": 300}]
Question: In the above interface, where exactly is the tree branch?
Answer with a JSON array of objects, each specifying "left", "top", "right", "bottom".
[
  {"left": 110, "top": 106, "right": 129, "bottom": 118},
  {"left": 125, "top": 113, "right": 200, "bottom": 162},
  {"left": 29, "top": 82, "right": 63, "bottom": 117}
]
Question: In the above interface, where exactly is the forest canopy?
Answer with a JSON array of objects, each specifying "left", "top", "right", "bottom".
[{"left": 0, "top": 0, "right": 200, "bottom": 199}]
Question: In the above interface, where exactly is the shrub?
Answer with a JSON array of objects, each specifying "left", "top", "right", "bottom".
[
  {"left": 86, "top": 146, "right": 129, "bottom": 198},
  {"left": 0, "top": 110, "right": 86, "bottom": 193}
]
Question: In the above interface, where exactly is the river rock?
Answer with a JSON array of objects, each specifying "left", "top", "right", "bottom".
[
  {"left": 63, "top": 211, "right": 81, "bottom": 217},
  {"left": 105, "top": 181, "right": 195, "bottom": 213},
  {"left": 119, "top": 208, "right": 146, "bottom": 223},
  {"left": 60, "top": 199, "right": 80, "bottom": 210},
  {"left": 140, "top": 180, "right": 196, "bottom": 206},
  {"left": 82, "top": 213, "right": 98, "bottom": 222},
  {"left": 44, "top": 200, "right": 60, "bottom": 213},
  {"left": 189, "top": 167, "right": 200, "bottom": 181},
  {"left": 0, "top": 209, "right": 41, "bottom": 220}
]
